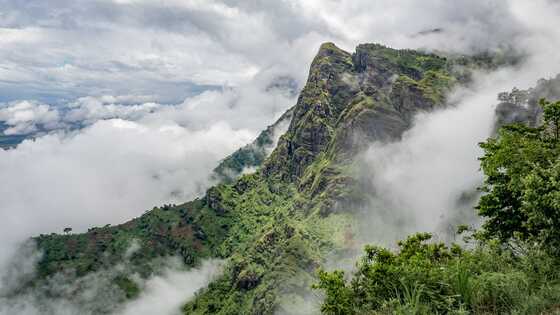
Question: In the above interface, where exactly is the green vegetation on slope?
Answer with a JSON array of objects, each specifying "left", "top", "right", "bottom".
[
  {"left": 315, "top": 99, "right": 560, "bottom": 315},
  {"left": 316, "top": 232, "right": 560, "bottom": 315}
]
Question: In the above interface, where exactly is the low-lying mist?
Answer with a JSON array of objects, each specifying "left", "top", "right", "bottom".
[
  {"left": 353, "top": 65, "right": 560, "bottom": 254},
  {"left": 356, "top": 80, "right": 494, "bottom": 246},
  {"left": 0, "top": 241, "right": 223, "bottom": 315}
]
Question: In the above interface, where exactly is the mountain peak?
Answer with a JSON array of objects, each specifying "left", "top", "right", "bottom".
[
  {"left": 263, "top": 42, "right": 458, "bottom": 182},
  {"left": 317, "top": 42, "right": 348, "bottom": 55}
]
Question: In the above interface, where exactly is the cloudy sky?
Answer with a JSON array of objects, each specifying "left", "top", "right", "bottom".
[
  {"left": 2, "top": 0, "right": 560, "bottom": 314},
  {"left": 1, "top": 0, "right": 553, "bottom": 104}
]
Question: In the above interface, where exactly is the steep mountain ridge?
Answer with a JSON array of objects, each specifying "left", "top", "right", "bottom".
[
  {"left": 263, "top": 43, "right": 456, "bottom": 182},
  {"left": 213, "top": 107, "right": 294, "bottom": 183},
  {"left": 16, "top": 42, "right": 492, "bottom": 314}
]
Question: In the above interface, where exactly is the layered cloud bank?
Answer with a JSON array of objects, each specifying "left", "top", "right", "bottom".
[{"left": 0, "top": 0, "right": 558, "bottom": 103}]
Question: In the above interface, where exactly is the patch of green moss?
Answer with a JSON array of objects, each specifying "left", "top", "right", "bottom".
[
  {"left": 394, "top": 71, "right": 455, "bottom": 105},
  {"left": 355, "top": 43, "right": 451, "bottom": 79},
  {"left": 419, "top": 70, "right": 457, "bottom": 103}
]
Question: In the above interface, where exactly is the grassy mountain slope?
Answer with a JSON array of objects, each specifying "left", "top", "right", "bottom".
[{"left": 24, "top": 42, "right": 491, "bottom": 314}]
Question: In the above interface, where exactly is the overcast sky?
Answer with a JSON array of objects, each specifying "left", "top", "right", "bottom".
[
  {"left": 1, "top": 0, "right": 550, "bottom": 104},
  {"left": 2, "top": 1, "right": 560, "bottom": 314}
]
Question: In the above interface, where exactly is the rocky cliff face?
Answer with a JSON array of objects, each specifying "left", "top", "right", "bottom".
[
  {"left": 19, "top": 42, "right": 488, "bottom": 314},
  {"left": 263, "top": 43, "right": 456, "bottom": 182}
]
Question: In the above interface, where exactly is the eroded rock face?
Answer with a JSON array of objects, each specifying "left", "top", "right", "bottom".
[{"left": 264, "top": 42, "right": 458, "bottom": 180}]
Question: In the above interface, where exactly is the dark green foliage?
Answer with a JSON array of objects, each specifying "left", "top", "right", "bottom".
[
  {"left": 478, "top": 99, "right": 560, "bottom": 253},
  {"left": 314, "top": 270, "right": 354, "bottom": 315},
  {"left": 33, "top": 198, "right": 241, "bottom": 285},
  {"left": 315, "top": 233, "right": 560, "bottom": 315},
  {"left": 541, "top": 98, "right": 560, "bottom": 141}
]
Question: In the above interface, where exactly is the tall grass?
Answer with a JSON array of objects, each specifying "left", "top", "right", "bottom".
[{"left": 316, "top": 234, "right": 560, "bottom": 315}]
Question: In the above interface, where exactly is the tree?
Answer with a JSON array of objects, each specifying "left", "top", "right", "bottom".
[
  {"left": 63, "top": 227, "right": 72, "bottom": 234},
  {"left": 477, "top": 98, "right": 560, "bottom": 252},
  {"left": 540, "top": 98, "right": 560, "bottom": 141},
  {"left": 313, "top": 270, "right": 356, "bottom": 315},
  {"left": 521, "top": 162, "right": 560, "bottom": 252}
]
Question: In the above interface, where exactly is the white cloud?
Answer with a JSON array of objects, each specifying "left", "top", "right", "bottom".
[
  {"left": 64, "top": 97, "right": 161, "bottom": 124},
  {"left": 0, "top": 72, "right": 295, "bottom": 135},
  {"left": 0, "top": 252, "right": 223, "bottom": 315},
  {"left": 119, "top": 259, "right": 223, "bottom": 315},
  {"left": 0, "top": 100, "right": 61, "bottom": 135},
  {"left": 0, "top": 118, "right": 253, "bottom": 266},
  {"left": 3, "top": 0, "right": 556, "bottom": 103}
]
